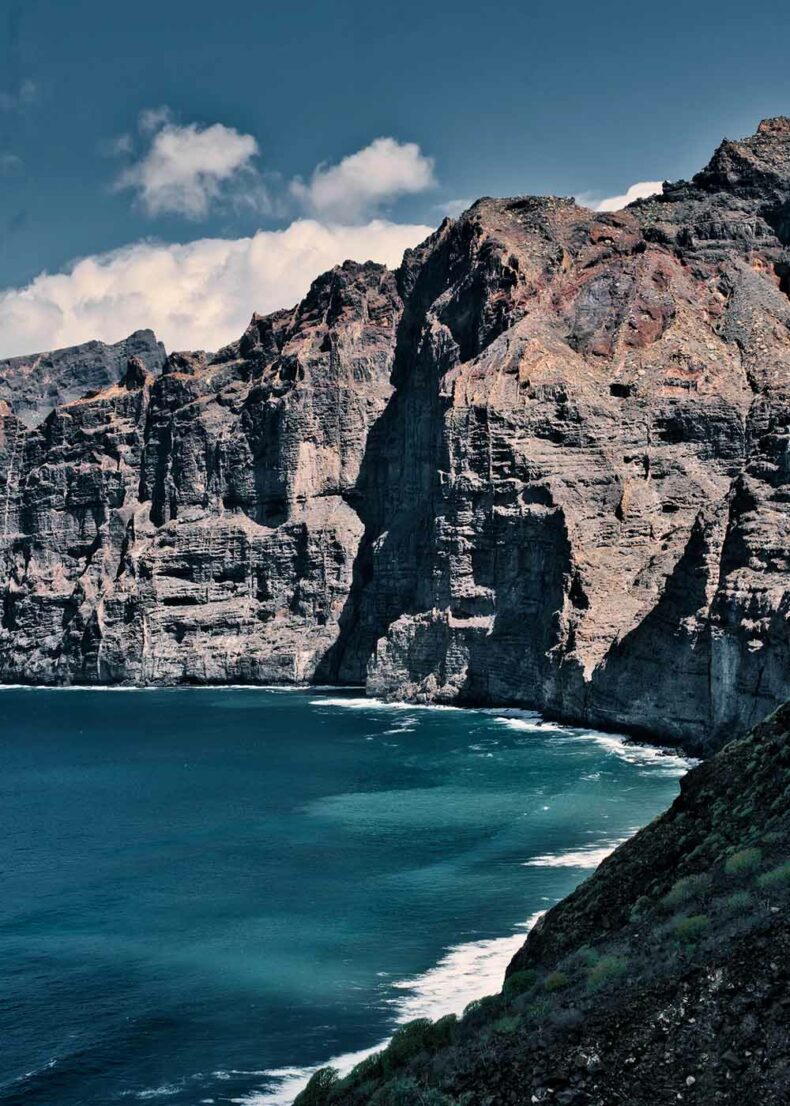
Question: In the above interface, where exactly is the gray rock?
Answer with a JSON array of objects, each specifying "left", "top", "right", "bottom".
[{"left": 0, "top": 329, "right": 165, "bottom": 427}]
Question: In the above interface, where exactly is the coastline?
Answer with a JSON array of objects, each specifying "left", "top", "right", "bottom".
[
  {"left": 6, "top": 684, "right": 697, "bottom": 1106},
  {"left": 0, "top": 679, "right": 700, "bottom": 762}
]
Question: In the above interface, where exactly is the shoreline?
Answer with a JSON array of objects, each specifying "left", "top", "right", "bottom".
[{"left": 0, "top": 679, "right": 700, "bottom": 762}]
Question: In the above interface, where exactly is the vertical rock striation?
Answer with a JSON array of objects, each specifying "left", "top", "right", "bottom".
[
  {"left": 0, "top": 121, "right": 788, "bottom": 751},
  {"left": 0, "top": 262, "right": 400, "bottom": 686}
]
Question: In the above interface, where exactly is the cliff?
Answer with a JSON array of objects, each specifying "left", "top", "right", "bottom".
[
  {"left": 295, "top": 702, "right": 790, "bottom": 1106},
  {"left": 0, "top": 119, "right": 788, "bottom": 751}
]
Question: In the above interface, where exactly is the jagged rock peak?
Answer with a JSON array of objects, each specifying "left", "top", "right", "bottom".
[
  {"left": 123, "top": 356, "right": 148, "bottom": 390},
  {"left": 0, "top": 329, "right": 165, "bottom": 427},
  {"left": 693, "top": 115, "right": 790, "bottom": 202}
]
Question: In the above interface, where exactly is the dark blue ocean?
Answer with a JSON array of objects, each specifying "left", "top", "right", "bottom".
[{"left": 0, "top": 688, "right": 691, "bottom": 1106}]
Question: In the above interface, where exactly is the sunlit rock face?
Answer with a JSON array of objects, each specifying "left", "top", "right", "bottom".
[{"left": 1, "top": 122, "right": 788, "bottom": 752}]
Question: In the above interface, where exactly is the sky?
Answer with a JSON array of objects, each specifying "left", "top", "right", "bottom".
[{"left": 0, "top": 0, "right": 788, "bottom": 358}]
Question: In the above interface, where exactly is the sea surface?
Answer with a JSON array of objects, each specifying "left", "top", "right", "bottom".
[{"left": 0, "top": 687, "right": 692, "bottom": 1106}]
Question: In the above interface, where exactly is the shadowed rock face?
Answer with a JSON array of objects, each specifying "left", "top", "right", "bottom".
[{"left": 0, "top": 122, "right": 788, "bottom": 751}]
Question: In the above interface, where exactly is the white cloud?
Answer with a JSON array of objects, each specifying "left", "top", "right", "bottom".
[
  {"left": 589, "top": 180, "right": 664, "bottom": 212},
  {"left": 291, "top": 137, "right": 436, "bottom": 222},
  {"left": 436, "top": 197, "right": 472, "bottom": 219},
  {"left": 114, "top": 114, "right": 261, "bottom": 219},
  {"left": 0, "top": 219, "right": 432, "bottom": 359},
  {"left": 138, "top": 105, "right": 173, "bottom": 134}
]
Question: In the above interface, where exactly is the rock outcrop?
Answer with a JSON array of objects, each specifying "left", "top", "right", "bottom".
[
  {"left": 0, "top": 120, "right": 789, "bottom": 751},
  {"left": 295, "top": 701, "right": 790, "bottom": 1106},
  {"left": 0, "top": 329, "right": 165, "bottom": 427}
]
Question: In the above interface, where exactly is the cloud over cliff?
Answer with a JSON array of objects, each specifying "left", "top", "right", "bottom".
[{"left": 0, "top": 218, "right": 431, "bottom": 357}]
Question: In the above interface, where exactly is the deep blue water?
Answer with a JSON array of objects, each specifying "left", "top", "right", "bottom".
[{"left": 0, "top": 688, "right": 690, "bottom": 1106}]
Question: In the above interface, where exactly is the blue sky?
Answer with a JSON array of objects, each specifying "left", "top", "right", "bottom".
[{"left": 1, "top": 0, "right": 788, "bottom": 356}]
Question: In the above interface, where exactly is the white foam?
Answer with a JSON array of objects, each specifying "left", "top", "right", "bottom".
[
  {"left": 558, "top": 731, "right": 697, "bottom": 774},
  {"left": 522, "top": 839, "right": 630, "bottom": 868},
  {"left": 309, "top": 696, "right": 463, "bottom": 712},
  {"left": 389, "top": 909, "right": 546, "bottom": 1023},
  {"left": 489, "top": 715, "right": 696, "bottom": 777}
]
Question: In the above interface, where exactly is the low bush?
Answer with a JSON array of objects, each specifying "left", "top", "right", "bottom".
[
  {"left": 671, "top": 913, "right": 710, "bottom": 942},
  {"left": 502, "top": 969, "right": 537, "bottom": 997},
  {"left": 369, "top": 1077, "right": 451, "bottom": 1106},
  {"left": 385, "top": 1020, "right": 436, "bottom": 1067},
  {"left": 543, "top": 970, "right": 569, "bottom": 993},
  {"left": 629, "top": 896, "right": 652, "bottom": 921},
  {"left": 462, "top": 993, "right": 503, "bottom": 1027},
  {"left": 294, "top": 1067, "right": 339, "bottom": 1106},
  {"left": 757, "top": 861, "right": 790, "bottom": 889},
  {"left": 662, "top": 873, "right": 710, "bottom": 908},
  {"left": 428, "top": 1014, "right": 457, "bottom": 1049},
  {"left": 566, "top": 945, "right": 599, "bottom": 968},
  {"left": 346, "top": 1053, "right": 385, "bottom": 1087},
  {"left": 521, "top": 997, "right": 552, "bottom": 1022},
  {"left": 492, "top": 1014, "right": 521, "bottom": 1034},
  {"left": 586, "top": 956, "right": 628, "bottom": 991},
  {"left": 722, "top": 890, "right": 753, "bottom": 913},
  {"left": 725, "top": 847, "right": 763, "bottom": 875}
]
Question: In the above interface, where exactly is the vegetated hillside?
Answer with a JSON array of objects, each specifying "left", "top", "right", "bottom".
[
  {"left": 296, "top": 702, "right": 790, "bottom": 1106},
  {"left": 0, "top": 119, "right": 788, "bottom": 751}
]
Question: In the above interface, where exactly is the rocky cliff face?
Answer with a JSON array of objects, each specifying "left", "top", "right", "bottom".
[
  {"left": 0, "top": 262, "right": 400, "bottom": 685},
  {"left": 0, "top": 120, "right": 788, "bottom": 750}
]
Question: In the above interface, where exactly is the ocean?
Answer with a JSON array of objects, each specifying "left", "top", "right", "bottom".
[{"left": 0, "top": 687, "right": 691, "bottom": 1105}]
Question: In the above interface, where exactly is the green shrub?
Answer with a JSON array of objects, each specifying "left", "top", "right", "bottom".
[
  {"left": 492, "top": 1014, "right": 521, "bottom": 1034},
  {"left": 757, "top": 861, "right": 790, "bottom": 889},
  {"left": 369, "top": 1077, "right": 450, "bottom": 1106},
  {"left": 629, "top": 896, "right": 652, "bottom": 921},
  {"left": 725, "top": 847, "right": 762, "bottom": 875},
  {"left": 586, "top": 956, "right": 628, "bottom": 990},
  {"left": 671, "top": 913, "right": 710, "bottom": 942},
  {"left": 346, "top": 1053, "right": 385, "bottom": 1087},
  {"left": 567, "top": 945, "right": 599, "bottom": 968},
  {"left": 544, "top": 970, "right": 569, "bottom": 993},
  {"left": 502, "top": 969, "right": 537, "bottom": 997},
  {"left": 294, "top": 1067, "right": 339, "bottom": 1106},
  {"left": 428, "top": 1014, "right": 457, "bottom": 1049},
  {"left": 723, "top": 890, "right": 753, "bottom": 913},
  {"left": 522, "top": 997, "right": 552, "bottom": 1022},
  {"left": 662, "top": 873, "right": 710, "bottom": 908},
  {"left": 461, "top": 994, "right": 502, "bottom": 1026},
  {"left": 385, "top": 1020, "right": 435, "bottom": 1067}
]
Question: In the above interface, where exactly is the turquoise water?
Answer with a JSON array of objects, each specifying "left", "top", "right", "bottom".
[{"left": 0, "top": 688, "right": 690, "bottom": 1106}]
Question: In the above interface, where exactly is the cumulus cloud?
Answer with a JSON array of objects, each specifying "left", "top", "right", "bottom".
[
  {"left": 291, "top": 137, "right": 436, "bottom": 222},
  {"left": 114, "top": 113, "right": 262, "bottom": 219},
  {"left": 591, "top": 180, "right": 664, "bottom": 212},
  {"left": 0, "top": 218, "right": 432, "bottom": 359}
]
